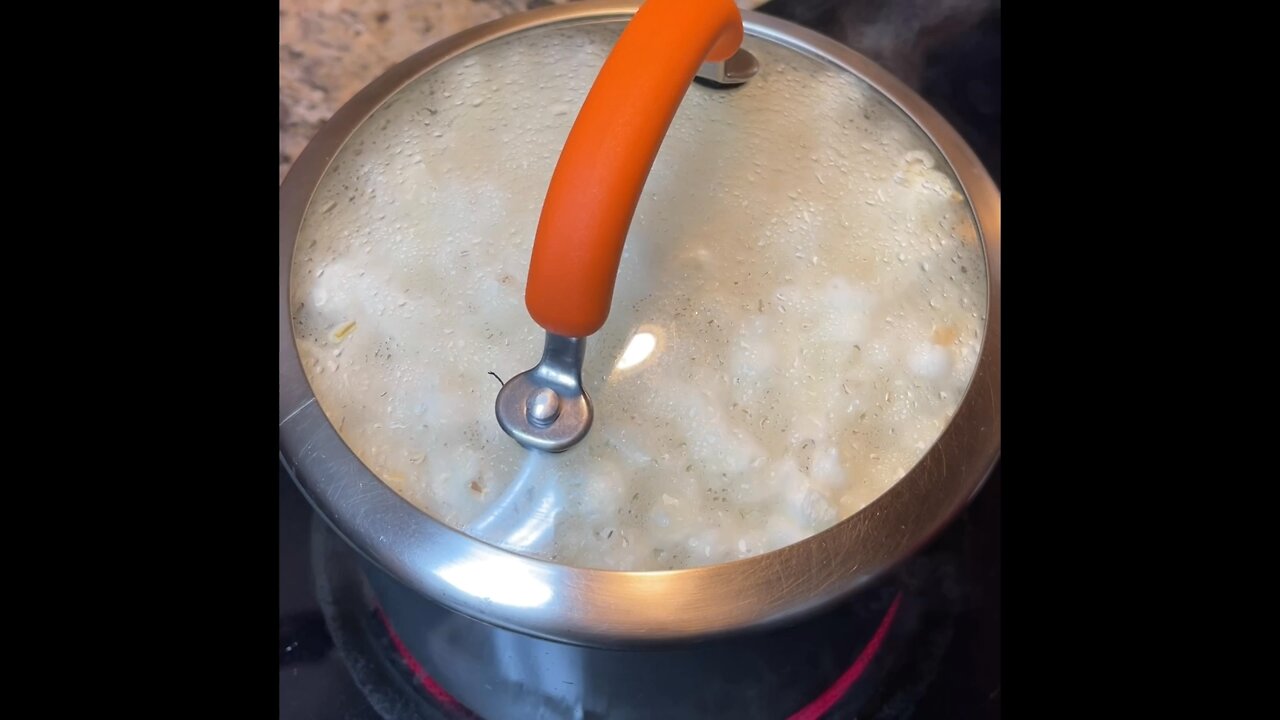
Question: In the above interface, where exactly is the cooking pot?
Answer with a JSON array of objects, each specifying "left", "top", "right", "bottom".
[{"left": 280, "top": 0, "right": 998, "bottom": 678}]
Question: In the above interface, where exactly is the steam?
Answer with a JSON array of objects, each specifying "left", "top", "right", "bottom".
[{"left": 832, "top": 0, "right": 998, "bottom": 87}]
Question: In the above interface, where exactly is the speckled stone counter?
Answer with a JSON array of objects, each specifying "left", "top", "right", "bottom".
[{"left": 280, "top": 0, "right": 577, "bottom": 184}]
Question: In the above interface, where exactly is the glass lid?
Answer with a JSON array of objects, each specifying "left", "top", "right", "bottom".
[{"left": 289, "top": 15, "right": 988, "bottom": 571}]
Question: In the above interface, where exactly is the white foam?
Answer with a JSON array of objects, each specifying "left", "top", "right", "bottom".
[{"left": 290, "top": 23, "right": 988, "bottom": 570}]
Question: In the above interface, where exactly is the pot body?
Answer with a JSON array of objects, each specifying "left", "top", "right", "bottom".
[
  {"left": 294, "top": 460, "right": 999, "bottom": 719},
  {"left": 280, "top": 0, "right": 1000, "bottom": 647},
  {"left": 363, "top": 557, "right": 912, "bottom": 719}
]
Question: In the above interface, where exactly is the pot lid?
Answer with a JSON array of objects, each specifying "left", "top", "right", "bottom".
[{"left": 289, "top": 2, "right": 988, "bottom": 572}]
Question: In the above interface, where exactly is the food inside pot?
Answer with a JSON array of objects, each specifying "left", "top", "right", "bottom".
[{"left": 289, "top": 23, "right": 987, "bottom": 571}]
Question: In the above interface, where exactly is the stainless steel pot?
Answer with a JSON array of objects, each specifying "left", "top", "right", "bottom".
[{"left": 280, "top": 0, "right": 1000, "bottom": 655}]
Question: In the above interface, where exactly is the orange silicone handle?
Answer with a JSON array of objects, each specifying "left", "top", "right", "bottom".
[{"left": 525, "top": 0, "right": 744, "bottom": 338}]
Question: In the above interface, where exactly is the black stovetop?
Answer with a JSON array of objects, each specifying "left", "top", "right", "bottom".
[{"left": 281, "top": 3, "right": 1000, "bottom": 717}]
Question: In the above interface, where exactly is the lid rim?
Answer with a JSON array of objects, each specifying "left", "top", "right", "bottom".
[{"left": 279, "top": 0, "right": 1000, "bottom": 646}]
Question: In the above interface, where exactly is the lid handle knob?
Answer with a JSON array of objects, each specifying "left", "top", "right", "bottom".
[
  {"left": 525, "top": 0, "right": 745, "bottom": 338},
  {"left": 497, "top": 0, "right": 746, "bottom": 452}
]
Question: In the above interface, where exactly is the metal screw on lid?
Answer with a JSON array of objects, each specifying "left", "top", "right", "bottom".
[
  {"left": 495, "top": 333, "right": 593, "bottom": 453},
  {"left": 527, "top": 387, "right": 561, "bottom": 426}
]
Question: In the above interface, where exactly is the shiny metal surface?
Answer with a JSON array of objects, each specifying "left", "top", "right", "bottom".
[
  {"left": 358, "top": 543, "right": 907, "bottom": 719},
  {"left": 279, "top": 0, "right": 1001, "bottom": 646},
  {"left": 695, "top": 47, "right": 759, "bottom": 86},
  {"left": 495, "top": 333, "right": 593, "bottom": 452},
  {"left": 527, "top": 387, "right": 561, "bottom": 426}
]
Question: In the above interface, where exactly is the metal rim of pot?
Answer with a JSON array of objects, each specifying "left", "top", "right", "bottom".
[{"left": 279, "top": 0, "right": 1001, "bottom": 647}]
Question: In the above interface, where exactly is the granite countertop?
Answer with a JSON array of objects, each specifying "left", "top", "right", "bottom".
[{"left": 280, "top": 0, "right": 575, "bottom": 184}]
